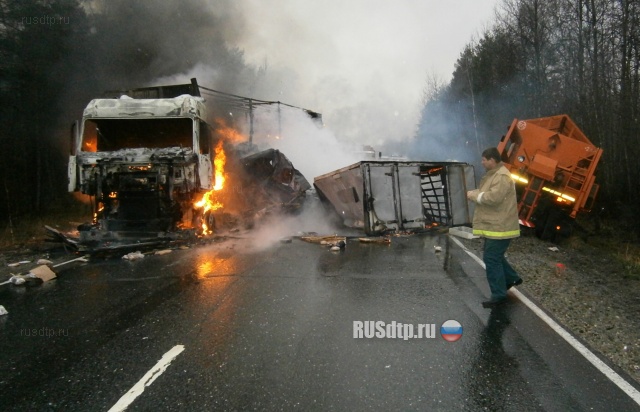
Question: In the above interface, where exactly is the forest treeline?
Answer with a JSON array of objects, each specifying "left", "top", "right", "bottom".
[
  {"left": 0, "top": 0, "right": 258, "bottom": 230},
  {"left": 416, "top": 0, "right": 640, "bottom": 227}
]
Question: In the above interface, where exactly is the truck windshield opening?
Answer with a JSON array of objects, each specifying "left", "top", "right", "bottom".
[{"left": 81, "top": 118, "right": 193, "bottom": 152}]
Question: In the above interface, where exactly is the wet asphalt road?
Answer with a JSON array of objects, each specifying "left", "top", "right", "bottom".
[{"left": 1, "top": 232, "right": 639, "bottom": 411}]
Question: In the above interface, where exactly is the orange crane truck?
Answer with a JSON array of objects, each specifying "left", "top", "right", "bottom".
[{"left": 496, "top": 115, "right": 603, "bottom": 240}]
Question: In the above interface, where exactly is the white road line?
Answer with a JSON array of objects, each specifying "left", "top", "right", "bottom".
[
  {"left": 108, "top": 345, "right": 185, "bottom": 412},
  {"left": 449, "top": 235, "right": 640, "bottom": 406}
]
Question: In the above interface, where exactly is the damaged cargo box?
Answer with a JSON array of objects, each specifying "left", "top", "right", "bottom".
[{"left": 314, "top": 161, "right": 475, "bottom": 235}]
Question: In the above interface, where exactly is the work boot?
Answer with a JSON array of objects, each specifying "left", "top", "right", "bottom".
[
  {"left": 482, "top": 298, "right": 508, "bottom": 308},
  {"left": 507, "top": 278, "right": 523, "bottom": 290}
]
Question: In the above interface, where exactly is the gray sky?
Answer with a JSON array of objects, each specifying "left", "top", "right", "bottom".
[{"left": 223, "top": 0, "right": 499, "bottom": 147}]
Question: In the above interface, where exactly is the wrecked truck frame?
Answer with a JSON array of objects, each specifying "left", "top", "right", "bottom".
[
  {"left": 59, "top": 80, "right": 314, "bottom": 252},
  {"left": 64, "top": 88, "right": 217, "bottom": 250},
  {"left": 314, "top": 161, "right": 476, "bottom": 235}
]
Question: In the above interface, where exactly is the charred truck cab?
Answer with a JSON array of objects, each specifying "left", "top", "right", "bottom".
[{"left": 68, "top": 81, "right": 216, "bottom": 246}]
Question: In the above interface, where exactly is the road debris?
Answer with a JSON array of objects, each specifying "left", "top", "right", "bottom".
[
  {"left": 122, "top": 251, "right": 145, "bottom": 261},
  {"left": 358, "top": 237, "right": 391, "bottom": 244},
  {"left": 434, "top": 246, "right": 442, "bottom": 252},
  {"left": 154, "top": 249, "right": 173, "bottom": 256},
  {"left": 329, "top": 240, "right": 346, "bottom": 252},
  {"left": 8, "top": 276, "right": 25, "bottom": 285},
  {"left": 7, "top": 261, "right": 31, "bottom": 268},
  {"left": 52, "top": 256, "right": 89, "bottom": 268},
  {"left": 36, "top": 259, "right": 54, "bottom": 265},
  {"left": 29, "top": 265, "right": 57, "bottom": 282},
  {"left": 548, "top": 246, "right": 560, "bottom": 252},
  {"left": 2, "top": 274, "right": 42, "bottom": 287},
  {"left": 300, "top": 235, "right": 346, "bottom": 245},
  {"left": 0, "top": 305, "right": 7, "bottom": 316}
]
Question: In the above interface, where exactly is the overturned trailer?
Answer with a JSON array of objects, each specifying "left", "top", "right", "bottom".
[{"left": 314, "top": 161, "right": 476, "bottom": 235}]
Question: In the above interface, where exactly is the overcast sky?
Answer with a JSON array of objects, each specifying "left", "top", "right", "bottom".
[{"left": 219, "top": 0, "right": 500, "bottom": 147}]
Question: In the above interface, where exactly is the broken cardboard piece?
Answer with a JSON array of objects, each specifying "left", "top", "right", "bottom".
[{"left": 29, "top": 265, "right": 57, "bottom": 282}]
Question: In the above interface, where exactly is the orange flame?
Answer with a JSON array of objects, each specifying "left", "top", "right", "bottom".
[
  {"left": 213, "top": 140, "right": 226, "bottom": 190},
  {"left": 215, "top": 119, "right": 247, "bottom": 143},
  {"left": 194, "top": 140, "right": 227, "bottom": 234}
]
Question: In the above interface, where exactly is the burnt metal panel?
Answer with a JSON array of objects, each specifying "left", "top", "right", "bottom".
[
  {"left": 314, "top": 161, "right": 475, "bottom": 235},
  {"left": 103, "top": 78, "right": 200, "bottom": 99}
]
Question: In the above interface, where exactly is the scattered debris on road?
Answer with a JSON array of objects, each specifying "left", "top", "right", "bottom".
[
  {"left": 122, "top": 251, "right": 145, "bottom": 261},
  {"left": 29, "top": 265, "right": 57, "bottom": 282},
  {"left": 300, "top": 235, "right": 346, "bottom": 245},
  {"left": 330, "top": 240, "right": 346, "bottom": 252},
  {"left": 358, "top": 237, "right": 391, "bottom": 244},
  {"left": 7, "top": 261, "right": 31, "bottom": 268}
]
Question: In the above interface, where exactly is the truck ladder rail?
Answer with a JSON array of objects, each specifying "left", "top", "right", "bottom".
[{"left": 518, "top": 176, "right": 545, "bottom": 224}]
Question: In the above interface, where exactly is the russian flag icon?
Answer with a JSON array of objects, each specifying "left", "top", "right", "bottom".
[{"left": 440, "top": 320, "right": 463, "bottom": 342}]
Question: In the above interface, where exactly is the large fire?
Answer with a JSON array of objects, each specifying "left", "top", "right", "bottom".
[
  {"left": 215, "top": 119, "right": 247, "bottom": 144},
  {"left": 213, "top": 140, "right": 226, "bottom": 190},
  {"left": 194, "top": 140, "right": 227, "bottom": 234}
]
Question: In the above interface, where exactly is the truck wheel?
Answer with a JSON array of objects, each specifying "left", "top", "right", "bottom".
[
  {"left": 204, "top": 211, "right": 216, "bottom": 234},
  {"left": 538, "top": 209, "right": 572, "bottom": 242}
]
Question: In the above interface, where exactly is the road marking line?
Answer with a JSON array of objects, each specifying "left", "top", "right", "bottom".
[
  {"left": 108, "top": 344, "right": 185, "bottom": 412},
  {"left": 449, "top": 236, "right": 640, "bottom": 406}
]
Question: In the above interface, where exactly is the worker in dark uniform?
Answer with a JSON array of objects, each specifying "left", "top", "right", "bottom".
[{"left": 467, "top": 147, "right": 522, "bottom": 308}]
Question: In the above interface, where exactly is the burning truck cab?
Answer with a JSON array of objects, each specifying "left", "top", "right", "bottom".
[
  {"left": 67, "top": 91, "right": 218, "bottom": 246},
  {"left": 61, "top": 80, "right": 314, "bottom": 251}
]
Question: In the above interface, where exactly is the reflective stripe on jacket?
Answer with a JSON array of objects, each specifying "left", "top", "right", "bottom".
[{"left": 471, "top": 164, "right": 520, "bottom": 239}]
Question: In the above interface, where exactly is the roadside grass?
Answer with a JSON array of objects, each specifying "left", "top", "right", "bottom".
[
  {"left": 574, "top": 216, "right": 640, "bottom": 280},
  {"left": 0, "top": 202, "right": 90, "bottom": 250}
]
